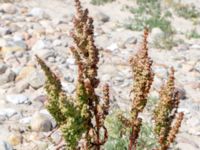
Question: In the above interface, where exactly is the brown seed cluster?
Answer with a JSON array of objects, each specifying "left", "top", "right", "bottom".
[
  {"left": 153, "top": 68, "right": 184, "bottom": 150},
  {"left": 130, "top": 29, "right": 154, "bottom": 119},
  {"left": 71, "top": 0, "right": 110, "bottom": 149},
  {"left": 120, "top": 29, "right": 183, "bottom": 150},
  {"left": 123, "top": 29, "right": 154, "bottom": 150},
  {"left": 37, "top": 0, "right": 110, "bottom": 149}
]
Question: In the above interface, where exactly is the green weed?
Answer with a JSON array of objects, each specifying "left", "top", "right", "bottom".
[
  {"left": 186, "top": 28, "right": 200, "bottom": 39},
  {"left": 91, "top": 0, "right": 115, "bottom": 5},
  {"left": 125, "top": 0, "right": 175, "bottom": 49},
  {"left": 175, "top": 4, "right": 200, "bottom": 20},
  {"left": 104, "top": 109, "right": 157, "bottom": 150}
]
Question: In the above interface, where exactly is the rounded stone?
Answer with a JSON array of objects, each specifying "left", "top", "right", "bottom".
[
  {"left": 29, "top": 8, "right": 49, "bottom": 19},
  {"left": 0, "top": 69, "right": 16, "bottom": 86},
  {"left": 28, "top": 71, "right": 45, "bottom": 89},
  {"left": 0, "top": 141, "right": 13, "bottom": 150},
  {"left": 149, "top": 27, "right": 165, "bottom": 44},
  {"left": 6, "top": 94, "right": 28, "bottom": 104},
  {"left": 0, "top": 3, "right": 17, "bottom": 14},
  {"left": 31, "top": 112, "right": 52, "bottom": 132},
  {"left": 93, "top": 11, "right": 110, "bottom": 23},
  {"left": 0, "top": 63, "right": 7, "bottom": 74}
]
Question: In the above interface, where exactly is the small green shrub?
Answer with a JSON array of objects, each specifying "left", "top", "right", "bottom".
[
  {"left": 125, "top": 0, "right": 175, "bottom": 49},
  {"left": 91, "top": 0, "right": 115, "bottom": 5},
  {"left": 137, "top": 123, "right": 157, "bottom": 150},
  {"left": 104, "top": 110, "right": 157, "bottom": 150},
  {"left": 174, "top": 4, "right": 200, "bottom": 20},
  {"left": 127, "top": 0, "right": 172, "bottom": 31},
  {"left": 152, "top": 32, "right": 175, "bottom": 50},
  {"left": 186, "top": 28, "right": 200, "bottom": 39},
  {"left": 103, "top": 110, "right": 129, "bottom": 150}
]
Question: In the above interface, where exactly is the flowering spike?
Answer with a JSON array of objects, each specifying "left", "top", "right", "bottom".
[
  {"left": 130, "top": 28, "right": 154, "bottom": 119},
  {"left": 126, "top": 29, "right": 154, "bottom": 150},
  {"left": 167, "top": 112, "right": 184, "bottom": 146},
  {"left": 36, "top": 55, "right": 66, "bottom": 124},
  {"left": 102, "top": 84, "right": 110, "bottom": 117},
  {"left": 153, "top": 68, "right": 184, "bottom": 150}
]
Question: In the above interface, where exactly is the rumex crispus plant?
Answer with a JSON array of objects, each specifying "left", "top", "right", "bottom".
[
  {"left": 36, "top": 0, "right": 184, "bottom": 149},
  {"left": 37, "top": 0, "right": 110, "bottom": 149},
  {"left": 153, "top": 68, "right": 184, "bottom": 150},
  {"left": 119, "top": 29, "right": 154, "bottom": 150},
  {"left": 128, "top": 29, "right": 154, "bottom": 150},
  {"left": 118, "top": 29, "right": 184, "bottom": 150}
]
